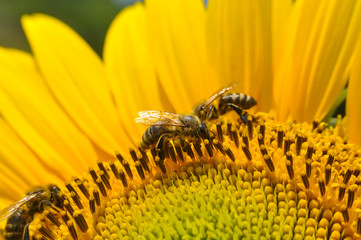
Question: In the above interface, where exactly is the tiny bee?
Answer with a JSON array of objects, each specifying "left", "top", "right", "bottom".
[
  {"left": 194, "top": 82, "right": 257, "bottom": 123},
  {"left": 136, "top": 83, "right": 257, "bottom": 151},
  {"left": 0, "top": 184, "right": 63, "bottom": 240}
]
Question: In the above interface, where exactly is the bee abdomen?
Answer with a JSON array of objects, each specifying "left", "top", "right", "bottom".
[
  {"left": 219, "top": 93, "right": 257, "bottom": 114},
  {"left": 5, "top": 210, "right": 29, "bottom": 240},
  {"left": 141, "top": 125, "right": 171, "bottom": 149}
]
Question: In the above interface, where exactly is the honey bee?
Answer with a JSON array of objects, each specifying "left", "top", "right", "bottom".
[
  {"left": 136, "top": 111, "right": 210, "bottom": 150},
  {"left": 0, "top": 184, "right": 63, "bottom": 240},
  {"left": 194, "top": 83, "right": 257, "bottom": 123}
]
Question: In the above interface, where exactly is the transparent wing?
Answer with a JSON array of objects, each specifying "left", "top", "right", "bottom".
[
  {"left": 135, "top": 111, "right": 185, "bottom": 127},
  {"left": 203, "top": 82, "right": 238, "bottom": 108},
  {"left": 0, "top": 193, "right": 40, "bottom": 222}
]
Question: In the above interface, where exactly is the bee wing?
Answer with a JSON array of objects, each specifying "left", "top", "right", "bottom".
[
  {"left": 203, "top": 82, "right": 238, "bottom": 108},
  {"left": 0, "top": 193, "right": 40, "bottom": 222},
  {"left": 135, "top": 111, "right": 185, "bottom": 127}
]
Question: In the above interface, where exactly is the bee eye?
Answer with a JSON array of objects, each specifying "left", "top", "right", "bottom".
[{"left": 198, "top": 123, "right": 209, "bottom": 139}]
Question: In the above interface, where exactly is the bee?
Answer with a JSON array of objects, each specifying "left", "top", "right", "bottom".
[
  {"left": 136, "top": 111, "right": 210, "bottom": 150},
  {"left": 0, "top": 184, "right": 63, "bottom": 240},
  {"left": 194, "top": 82, "right": 257, "bottom": 123}
]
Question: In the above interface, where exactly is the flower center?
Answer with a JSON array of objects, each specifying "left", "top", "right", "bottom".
[{"left": 26, "top": 113, "right": 361, "bottom": 239}]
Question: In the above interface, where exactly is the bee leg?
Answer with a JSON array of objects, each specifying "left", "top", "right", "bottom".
[
  {"left": 207, "top": 105, "right": 219, "bottom": 120},
  {"left": 40, "top": 200, "right": 61, "bottom": 213},
  {"left": 23, "top": 222, "right": 30, "bottom": 240},
  {"left": 227, "top": 103, "right": 248, "bottom": 124}
]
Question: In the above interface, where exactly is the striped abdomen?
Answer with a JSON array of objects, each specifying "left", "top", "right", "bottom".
[
  {"left": 140, "top": 125, "right": 175, "bottom": 149},
  {"left": 218, "top": 93, "right": 257, "bottom": 114},
  {"left": 4, "top": 209, "right": 30, "bottom": 240}
]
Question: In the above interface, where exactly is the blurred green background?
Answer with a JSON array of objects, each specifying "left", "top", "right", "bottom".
[{"left": 0, "top": 0, "right": 137, "bottom": 56}]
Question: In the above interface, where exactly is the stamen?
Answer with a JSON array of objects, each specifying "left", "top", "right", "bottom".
[
  {"left": 213, "top": 139, "right": 225, "bottom": 155},
  {"left": 135, "top": 161, "right": 145, "bottom": 180},
  {"left": 174, "top": 140, "right": 184, "bottom": 161},
  {"left": 283, "top": 136, "right": 292, "bottom": 155},
  {"left": 318, "top": 179, "right": 326, "bottom": 196},
  {"left": 263, "top": 154, "right": 275, "bottom": 172},
  {"left": 216, "top": 120, "right": 223, "bottom": 142},
  {"left": 109, "top": 161, "right": 120, "bottom": 179},
  {"left": 149, "top": 145, "right": 157, "bottom": 159},
  {"left": 338, "top": 184, "right": 346, "bottom": 201},
  {"left": 73, "top": 210, "right": 88, "bottom": 233},
  {"left": 96, "top": 178, "right": 107, "bottom": 197},
  {"left": 343, "top": 169, "right": 354, "bottom": 184},
  {"left": 286, "top": 151, "right": 293, "bottom": 165},
  {"left": 167, "top": 142, "right": 177, "bottom": 162},
  {"left": 342, "top": 207, "right": 349, "bottom": 222},
  {"left": 192, "top": 140, "right": 203, "bottom": 157},
  {"left": 138, "top": 147, "right": 150, "bottom": 164},
  {"left": 257, "top": 134, "right": 264, "bottom": 146},
  {"left": 230, "top": 127, "right": 239, "bottom": 148},
  {"left": 67, "top": 220, "right": 78, "bottom": 240},
  {"left": 224, "top": 146, "right": 235, "bottom": 162},
  {"left": 93, "top": 189, "right": 100, "bottom": 206},
  {"left": 121, "top": 159, "right": 133, "bottom": 179},
  {"left": 277, "top": 128, "right": 283, "bottom": 149},
  {"left": 227, "top": 121, "right": 233, "bottom": 141},
  {"left": 99, "top": 171, "right": 112, "bottom": 190},
  {"left": 296, "top": 133, "right": 303, "bottom": 156},
  {"left": 358, "top": 215, "right": 361, "bottom": 234},
  {"left": 89, "top": 168, "right": 98, "bottom": 183},
  {"left": 305, "top": 143, "right": 314, "bottom": 160},
  {"left": 137, "top": 152, "right": 150, "bottom": 172},
  {"left": 259, "top": 144, "right": 268, "bottom": 156},
  {"left": 89, "top": 196, "right": 96, "bottom": 214},
  {"left": 312, "top": 119, "right": 319, "bottom": 131},
  {"left": 247, "top": 115, "right": 253, "bottom": 140},
  {"left": 354, "top": 166, "right": 360, "bottom": 177},
  {"left": 183, "top": 141, "right": 195, "bottom": 159},
  {"left": 301, "top": 174, "right": 309, "bottom": 189},
  {"left": 63, "top": 200, "right": 74, "bottom": 216},
  {"left": 65, "top": 182, "right": 76, "bottom": 194},
  {"left": 286, "top": 160, "right": 293, "bottom": 179},
  {"left": 305, "top": 159, "right": 311, "bottom": 178},
  {"left": 204, "top": 139, "right": 213, "bottom": 157},
  {"left": 241, "top": 143, "right": 252, "bottom": 161},
  {"left": 347, "top": 186, "right": 356, "bottom": 208},
  {"left": 155, "top": 156, "right": 166, "bottom": 174},
  {"left": 61, "top": 210, "right": 70, "bottom": 223},
  {"left": 44, "top": 210, "right": 61, "bottom": 227},
  {"left": 37, "top": 225, "right": 55, "bottom": 240},
  {"left": 325, "top": 164, "right": 331, "bottom": 185},
  {"left": 71, "top": 191, "right": 83, "bottom": 209},
  {"left": 129, "top": 148, "right": 137, "bottom": 163},
  {"left": 119, "top": 169, "right": 128, "bottom": 187},
  {"left": 259, "top": 122, "right": 265, "bottom": 137},
  {"left": 326, "top": 153, "right": 335, "bottom": 166},
  {"left": 241, "top": 129, "right": 249, "bottom": 148},
  {"left": 75, "top": 179, "right": 90, "bottom": 199},
  {"left": 97, "top": 160, "right": 109, "bottom": 180}
]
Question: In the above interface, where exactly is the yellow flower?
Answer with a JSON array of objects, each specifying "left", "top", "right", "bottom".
[{"left": 1, "top": 0, "right": 361, "bottom": 239}]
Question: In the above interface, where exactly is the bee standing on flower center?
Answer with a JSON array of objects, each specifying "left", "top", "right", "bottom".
[
  {"left": 0, "top": 184, "right": 63, "bottom": 240},
  {"left": 136, "top": 83, "right": 257, "bottom": 153}
]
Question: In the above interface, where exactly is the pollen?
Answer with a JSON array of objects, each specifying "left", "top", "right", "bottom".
[{"left": 26, "top": 113, "right": 361, "bottom": 239}]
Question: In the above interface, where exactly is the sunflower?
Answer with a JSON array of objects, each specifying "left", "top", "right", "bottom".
[{"left": 1, "top": 0, "right": 361, "bottom": 239}]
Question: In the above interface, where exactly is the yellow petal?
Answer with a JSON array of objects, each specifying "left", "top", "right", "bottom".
[
  {"left": 22, "top": 14, "right": 129, "bottom": 155},
  {"left": 347, "top": 37, "right": 361, "bottom": 145},
  {"left": 104, "top": 3, "right": 162, "bottom": 142},
  {"left": 274, "top": 0, "right": 361, "bottom": 122},
  {"left": 207, "top": 0, "right": 273, "bottom": 111},
  {"left": 147, "top": 0, "right": 217, "bottom": 113},
  {"left": 0, "top": 48, "right": 97, "bottom": 173},
  {"left": 0, "top": 119, "right": 65, "bottom": 202}
]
